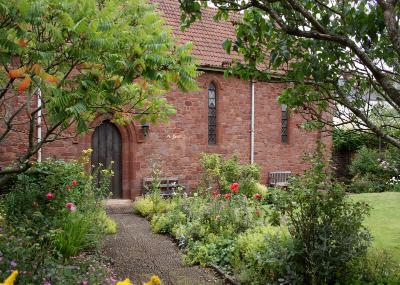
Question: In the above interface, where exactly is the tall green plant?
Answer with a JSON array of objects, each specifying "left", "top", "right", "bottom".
[
  {"left": 274, "top": 150, "right": 371, "bottom": 284},
  {"left": 200, "top": 153, "right": 260, "bottom": 196}
]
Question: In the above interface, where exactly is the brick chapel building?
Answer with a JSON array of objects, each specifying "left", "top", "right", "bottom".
[{"left": 0, "top": 0, "right": 329, "bottom": 199}]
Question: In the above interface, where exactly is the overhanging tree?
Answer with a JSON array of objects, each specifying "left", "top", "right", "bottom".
[
  {"left": 0, "top": 0, "right": 198, "bottom": 184},
  {"left": 179, "top": 0, "right": 400, "bottom": 148}
]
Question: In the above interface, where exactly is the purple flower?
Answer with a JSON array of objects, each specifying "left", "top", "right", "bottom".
[
  {"left": 44, "top": 281, "right": 51, "bottom": 285},
  {"left": 10, "top": 260, "right": 17, "bottom": 267}
]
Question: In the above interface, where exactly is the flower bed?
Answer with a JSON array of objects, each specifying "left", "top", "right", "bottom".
[
  {"left": 134, "top": 152, "right": 400, "bottom": 285},
  {"left": 0, "top": 150, "right": 118, "bottom": 284}
]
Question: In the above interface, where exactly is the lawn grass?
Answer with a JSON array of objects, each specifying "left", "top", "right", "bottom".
[{"left": 351, "top": 192, "right": 400, "bottom": 261}]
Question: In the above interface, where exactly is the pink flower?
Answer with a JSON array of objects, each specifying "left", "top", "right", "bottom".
[
  {"left": 211, "top": 191, "right": 220, "bottom": 200},
  {"left": 65, "top": 202, "right": 76, "bottom": 212},
  {"left": 66, "top": 185, "right": 71, "bottom": 191},
  {"left": 46, "top": 192, "right": 54, "bottom": 200},
  {"left": 254, "top": 193, "right": 262, "bottom": 200},
  {"left": 230, "top": 182, "right": 240, "bottom": 193},
  {"left": 224, "top": 193, "right": 232, "bottom": 200},
  {"left": 243, "top": 195, "right": 248, "bottom": 200},
  {"left": 71, "top": 180, "right": 77, "bottom": 187}
]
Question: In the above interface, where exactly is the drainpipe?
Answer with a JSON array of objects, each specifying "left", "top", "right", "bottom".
[
  {"left": 37, "top": 89, "right": 42, "bottom": 162},
  {"left": 250, "top": 80, "right": 255, "bottom": 164}
]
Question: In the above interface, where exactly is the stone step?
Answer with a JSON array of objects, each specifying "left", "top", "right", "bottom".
[{"left": 105, "top": 199, "right": 134, "bottom": 214}]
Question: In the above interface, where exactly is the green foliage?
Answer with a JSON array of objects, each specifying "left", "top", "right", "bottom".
[
  {"left": 232, "top": 225, "right": 295, "bottom": 285},
  {"left": 333, "top": 129, "right": 379, "bottom": 151},
  {"left": 53, "top": 212, "right": 96, "bottom": 258},
  {"left": 98, "top": 212, "right": 118, "bottom": 235},
  {"left": 133, "top": 195, "right": 155, "bottom": 217},
  {"left": 350, "top": 147, "right": 384, "bottom": 176},
  {"left": 0, "top": 154, "right": 115, "bottom": 283},
  {"left": 273, "top": 153, "right": 371, "bottom": 285},
  {"left": 351, "top": 249, "right": 400, "bottom": 284},
  {"left": 348, "top": 146, "right": 399, "bottom": 193},
  {"left": 200, "top": 153, "right": 260, "bottom": 196},
  {"left": 133, "top": 194, "right": 171, "bottom": 218},
  {"left": 0, "top": 0, "right": 198, "bottom": 177},
  {"left": 151, "top": 209, "right": 186, "bottom": 234}
]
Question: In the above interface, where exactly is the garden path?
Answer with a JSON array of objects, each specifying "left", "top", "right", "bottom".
[{"left": 102, "top": 200, "right": 224, "bottom": 285}]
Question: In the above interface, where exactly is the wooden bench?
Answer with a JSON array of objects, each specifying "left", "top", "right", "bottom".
[
  {"left": 268, "top": 171, "right": 292, "bottom": 187},
  {"left": 142, "top": 177, "right": 185, "bottom": 197}
]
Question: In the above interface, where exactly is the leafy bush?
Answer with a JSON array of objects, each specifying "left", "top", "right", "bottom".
[
  {"left": 53, "top": 212, "right": 97, "bottom": 258},
  {"left": 133, "top": 194, "right": 171, "bottom": 218},
  {"left": 351, "top": 249, "right": 400, "bottom": 284},
  {"left": 348, "top": 173, "right": 387, "bottom": 193},
  {"left": 274, "top": 152, "right": 372, "bottom": 285},
  {"left": 98, "top": 212, "right": 118, "bottom": 235},
  {"left": 333, "top": 129, "right": 378, "bottom": 152},
  {"left": 133, "top": 195, "right": 155, "bottom": 217},
  {"left": 349, "top": 146, "right": 398, "bottom": 192},
  {"left": 0, "top": 151, "right": 116, "bottom": 283},
  {"left": 232, "top": 225, "right": 295, "bottom": 285},
  {"left": 350, "top": 147, "right": 386, "bottom": 177},
  {"left": 151, "top": 210, "right": 186, "bottom": 234},
  {"left": 200, "top": 153, "right": 261, "bottom": 196}
]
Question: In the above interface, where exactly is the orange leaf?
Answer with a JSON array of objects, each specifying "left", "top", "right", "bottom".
[
  {"left": 17, "top": 76, "right": 31, "bottom": 93},
  {"left": 8, "top": 67, "right": 27, "bottom": 79},
  {"left": 31, "top": 64, "right": 43, "bottom": 75},
  {"left": 42, "top": 73, "right": 58, "bottom": 84},
  {"left": 18, "top": 38, "right": 27, "bottom": 48}
]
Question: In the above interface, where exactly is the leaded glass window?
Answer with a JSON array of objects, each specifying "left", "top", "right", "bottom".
[
  {"left": 208, "top": 83, "right": 217, "bottom": 145},
  {"left": 281, "top": 104, "right": 288, "bottom": 143}
]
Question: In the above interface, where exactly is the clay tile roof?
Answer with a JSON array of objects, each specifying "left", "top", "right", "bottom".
[{"left": 152, "top": 0, "right": 239, "bottom": 68}]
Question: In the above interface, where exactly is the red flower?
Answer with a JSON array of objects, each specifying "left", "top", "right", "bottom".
[
  {"left": 65, "top": 202, "right": 76, "bottom": 212},
  {"left": 254, "top": 193, "right": 262, "bottom": 200},
  {"left": 46, "top": 192, "right": 54, "bottom": 200},
  {"left": 71, "top": 180, "right": 77, "bottom": 187},
  {"left": 230, "top": 182, "right": 240, "bottom": 193},
  {"left": 66, "top": 185, "right": 71, "bottom": 191},
  {"left": 224, "top": 193, "right": 232, "bottom": 200}
]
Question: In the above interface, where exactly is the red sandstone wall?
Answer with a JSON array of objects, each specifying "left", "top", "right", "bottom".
[{"left": 0, "top": 71, "right": 331, "bottom": 198}]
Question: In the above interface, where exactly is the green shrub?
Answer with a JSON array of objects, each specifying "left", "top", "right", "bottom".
[
  {"left": 133, "top": 194, "right": 172, "bottom": 218},
  {"left": 133, "top": 196, "right": 155, "bottom": 217},
  {"left": 151, "top": 210, "right": 186, "bottom": 234},
  {"left": 183, "top": 235, "right": 236, "bottom": 270},
  {"left": 53, "top": 212, "right": 95, "bottom": 258},
  {"left": 352, "top": 249, "right": 400, "bottom": 284},
  {"left": 99, "top": 212, "right": 117, "bottom": 235},
  {"left": 0, "top": 152, "right": 115, "bottom": 283},
  {"left": 350, "top": 147, "right": 385, "bottom": 176},
  {"left": 348, "top": 173, "right": 387, "bottom": 193},
  {"left": 274, "top": 151, "right": 372, "bottom": 285},
  {"left": 232, "top": 225, "right": 295, "bottom": 285},
  {"left": 348, "top": 146, "right": 397, "bottom": 193},
  {"left": 200, "top": 153, "right": 261, "bottom": 196}
]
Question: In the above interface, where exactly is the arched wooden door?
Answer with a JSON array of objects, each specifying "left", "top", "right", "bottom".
[{"left": 91, "top": 120, "right": 122, "bottom": 198}]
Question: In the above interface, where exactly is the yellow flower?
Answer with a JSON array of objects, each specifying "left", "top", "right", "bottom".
[
  {"left": 144, "top": 275, "right": 161, "bottom": 285},
  {"left": 116, "top": 278, "right": 134, "bottom": 285},
  {"left": 0, "top": 271, "right": 18, "bottom": 285}
]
